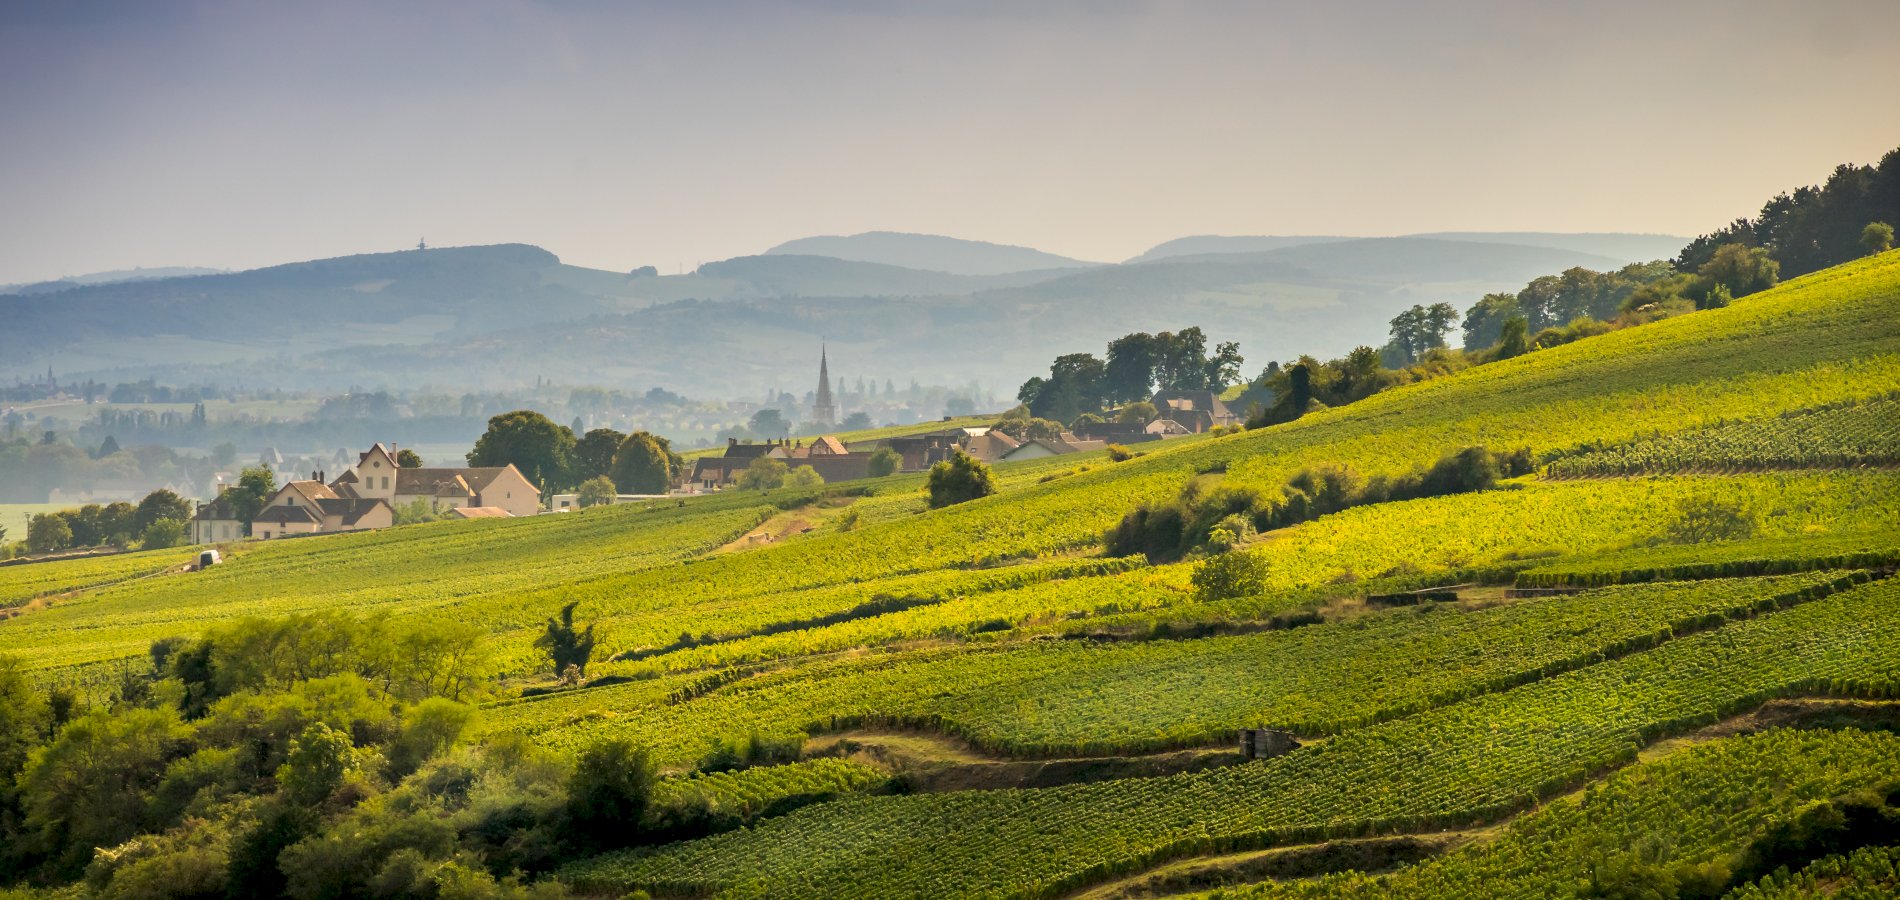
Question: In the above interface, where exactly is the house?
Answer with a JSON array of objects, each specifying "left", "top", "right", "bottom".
[
  {"left": 189, "top": 492, "right": 246, "bottom": 544},
  {"left": 250, "top": 478, "right": 394, "bottom": 540},
  {"left": 337, "top": 443, "right": 541, "bottom": 518},
  {"left": 1071, "top": 421, "right": 1161, "bottom": 444},
  {"left": 688, "top": 436, "right": 877, "bottom": 490},
  {"left": 1146, "top": 418, "right": 1193, "bottom": 437},
  {"left": 879, "top": 426, "right": 1015, "bottom": 471},
  {"left": 999, "top": 434, "right": 1108, "bottom": 462},
  {"left": 1150, "top": 389, "right": 1240, "bottom": 433}
]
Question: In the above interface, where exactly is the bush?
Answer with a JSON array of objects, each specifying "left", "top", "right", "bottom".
[
  {"left": 140, "top": 519, "right": 186, "bottom": 550},
  {"left": 1665, "top": 497, "right": 1758, "bottom": 544},
  {"left": 926, "top": 450, "right": 998, "bottom": 509},
  {"left": 737, "top": 457, "right": 788, "bottom": 491},
  {"left": 575, "top": 476, "right": 617, "bottom": 508},
  {"left": 1104, "top": 444, "right": 1135, "bottom": 462},
  {"left": 566, "top": 739, "right": 657, "bottom": 852},
  {"left": 1192, "top": 551, "right": 1270, "bottom": 602},
  {"left": 867, "top": 447, "right": 902, "bottom": 477},
  {"left": 785, "top": 465, "right": 824, "bottom": 489}
]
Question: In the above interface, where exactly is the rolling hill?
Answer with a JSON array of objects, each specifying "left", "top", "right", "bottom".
[
  {"left": 1127, "top": 231, "right": 1688, "bottom": 265},
  {"left": 763, "top": 230, "right": 1103, "bottom": 275},
  {"left": 2, "top": 249, "right": 1896, "bottom": 897}
]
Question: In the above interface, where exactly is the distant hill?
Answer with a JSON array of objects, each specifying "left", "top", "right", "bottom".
[
  {"left": 695, "top": 255, "right": 1080, "bottom": 298},
  {"left": 764, "top": 231, "right": 1102, "bottom": 276},
  {"left": 1130, "top": 232, "right": 1687, "bottom": 266},
  {"left": 0, "top": 266, "right": 226, "bottom": 295}
]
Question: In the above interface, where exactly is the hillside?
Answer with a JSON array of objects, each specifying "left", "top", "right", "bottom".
[
  {"left": 764, "top": 230, "right": 1103, "bottom": 275},
  {"left": 2, "top": 250, "right": 1896, "bottom": 897},
  {"left": 1128, "top": 231, "right": 1688, "bottom": 265}
]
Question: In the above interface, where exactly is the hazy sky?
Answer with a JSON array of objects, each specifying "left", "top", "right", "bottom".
[{"left": 2, "top": 0, "right": 1897, "bottom": 282}]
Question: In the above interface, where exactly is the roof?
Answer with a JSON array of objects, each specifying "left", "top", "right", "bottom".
[
  {"left": 448, "top": 506, "right": 512, "bottom": 519},
  {"left": 460, "top": 466, "right": 526, "bottom": 494},
  {"left": 193, "top": 493, "right": 241, "bottom": 522},
  {"left": 809, "top": 435, "right": 848, "bottom": 456},
  {"left": 253, "top": 505, "right": 321, "bottom": 525},
  {"left": 396, "top": 469, "right": 475, "bottom": 498},
  {"left": 314, "top": 497, "right": 390, "bottom": 526},
  {"left": 278, "top": 480, "right": 339, "bottom": 506},
  {"left": 723, "top": 442, "right": 778, "bottom": 459},
  {"left": 1151, "top": 388, "right": 1236, "bottom": 421},
  {"left": 357, "top": 443, "right": 398, "bottom": 466}
]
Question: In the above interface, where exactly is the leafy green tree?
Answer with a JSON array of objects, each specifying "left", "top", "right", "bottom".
[
  {"left": 926, "top": 450, "right": 998, "bottom": 509},
  {"left": 565, "top": 739, "right": 656, "bottom": 852},
  {"left": 1863, "top": 221, "right": 1894, "bottom": 255},
  {"left": 0, "top": 656, "right": 49, "bottom": 817},
  {"left": 20, "top": 707, "right": 188, "bottom": 874},
  {"left": 736, "top": 456, "right": 788, "bottom": 491},
  {"left": 785, "top": 465, "right": 824, "bottom": 489},
  {"left": 570, "top": 427, "right": 626, "bottom": 483},
  {"left": 140, "top": 519, "right": 187, "bottom": 550},
  {"left": 134, "top": 489, "right": 191, "bottom": 533},
  {"left": 467, "top": 410, "right": 576, "bottom": 492},
  {"left": 841, "top": 411, "right": 874, "bottom": 431},
  {"left": 1697, "top": 243, "right": 1779, "bottom": 300},
  {"left": 1023, "top": 353, "right": 1106, "bottom": 423},
  {"left": 1117, "top": 401, "right": 1157, "bottom": 423},
  {"left": 229, "top": 466, "right": 278, "bottom": 531},
  {"left": 279, "top": 722, "right": 355, "bottom": 806},
  {"left": 26, "top": 512, "right": 71, "bottom": 552},
  {"left": 1666, "top": 497, "right": 1758, "bottom": 544},
  {"left": 1495, "top": 316, "right": 1531, "bottom": 359},
  {"left": 867, "top": 447, "right": 902, "bottom": 477},
  {"left": 575, "top": 475, "right": 617, "bottom": 508},
  {"left": 1103, "top": 332, "right": 1161, "bottom": 403},
  {"left": 534, "top": 602, "right": 596, "bottom": 677},
  {"left": 95, "top": 434, "right": 120, "bottom": 458},
  {"left": 395, "top": 448, "right": 424, "bottom": 468},
  {"left": 610, "top": 431, "right": 675, "bottom": 494}
]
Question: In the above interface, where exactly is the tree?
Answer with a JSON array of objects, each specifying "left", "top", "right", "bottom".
[
  {"left": 0, "top": 657, "right": 50, "bottom": 812},
  {"left": 867, "top": 447, "right": 902, "bottom": 477},
  {"left": 1666, "top": 497, "right": 1758, "bottom": 544},
  {"left": 575, "top": 476, "right": 617, "bottom": 508},
  {"left": 570, "top": 428, "right": 627, "bottom": 483},
  {"left": 534, "top": 602, "right": 596, "bottom": 677},
  {"left": 1023, "top": 353, "right": 1106, "bottom": 423},
  {"left": 926, "top": 450, "right": 998, "bottom": 509},
  {"left": 1863, "top": 221, "right": 1895, "bottom": 255},
  {"left": 140, "top": 519, "right": 186, "bottom": 550},
  {"left": 785, "top": 465, "right": 824, "bottom": 489},
  {"left": 228, "top": 466, "right": 278, "bottom": 531},
  {"left": 610, "top": 431, "right": 675, "bottom": 494},
  {"left": 395, "top": 449, "right": 423, "bottom": 468},
  {"left": 1117, "top": 401, "right": 1157, "bottom": 424},
  {"left": 134, "top": 489, "right": 191, "bottom": 533},
  {"left": 1697, "top": 243, "right": 1779, "bottom": 300},
  {"left": 95, "top": 435, "right": 120, "bottom": 459},
  {"left": 565, "top": 739, "right": 656, "bottom": 851},
  {"left": 841, "top": 411, "right": 874, "bottom": 431},
  {"left": 19, "top": 707, "right": 188, "bottom": 874},
  {"left": 748, "top": 409, "right": 790, "bottom": 440},
  {"left": 1495, "top": 316, "right": 1531, "bottom": 359},
  {"left": 1288, "top": 363, "right": 1313, "bottom": 411},
  {"left": 26, "top": 513, "right": 71, "bottom": 553},
  {"left": 279, "top": 723, "right": 355, "bottom": 806},
  {"left": 1191, "top": 550, "right": 1270, "bottom": 601},
  {"left": 467, "top": 410, "right": 576, "bottom": 491},
  {"left": 1103, "top": 333, "right": 1161, "bottom": 403},
  {"left": 736, "top": 456, "right": 788, "bottom": 491}
]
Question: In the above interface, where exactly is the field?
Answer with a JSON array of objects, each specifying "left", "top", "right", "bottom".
[{"left": 1, "top": 250, "right": 1898, "bottom": 898}]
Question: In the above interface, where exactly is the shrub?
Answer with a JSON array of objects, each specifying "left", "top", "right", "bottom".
[
  {"left": 867, "top": 447, "right": 902, "bottom": 478},
  {"left": 140, "top": 519, "right": 186, "bottom": 550},
  {"left": 566, "top": 739, "right": 657, "bottom": 851},
  {"left": 926, "top": 451, "right": 998, "bottom": 509},
  {"left": 1191, "top": 550, "right": 1270, "bottom": 602},
  {"left": 1665, "top": 497, "right": 1759, "bottom": 544},
  {"left": 1105, "top": 444, "right": 1135, "bottom": 462},
  {"left": 575, "top": 476, "right": 617, "bottom": 508}
]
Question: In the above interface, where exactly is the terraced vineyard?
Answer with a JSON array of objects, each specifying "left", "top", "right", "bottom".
[
  {"left": 1547, "top": 394, "right": 1900, "bottom": 478},
  {"left": 1, "top": 250, "right": 1897, "bottom": 899}
]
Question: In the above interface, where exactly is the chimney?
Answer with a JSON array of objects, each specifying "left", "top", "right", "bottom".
[{"left": 729, "top": 437, "right": 737, "bottom": 447}]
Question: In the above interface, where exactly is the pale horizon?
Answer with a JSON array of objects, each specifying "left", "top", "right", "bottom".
[{"left": 3, "top": 0, "right": 1897, "bottom": 283}]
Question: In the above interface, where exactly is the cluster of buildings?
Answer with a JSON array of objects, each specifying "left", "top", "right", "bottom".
[
  {"left": 187, "top": 353, "right": 1243, "bottom": 541},
  {"left": 189, "top": 443, "right": 538, "bottom": 543}
]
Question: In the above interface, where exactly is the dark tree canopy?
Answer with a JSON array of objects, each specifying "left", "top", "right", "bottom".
[
  {"left": 395, "top": 448, "right": 423, "bottom": 468},
  {"left": 571, "top": 427, "right": 627, "bottom": 484},
  {"left": 1678, "top": 146, "right": 1900, "bottom": 278},
  {"left": 610, "top": 431, "right": 675, "bottom": 494},
  {"left": 229, "top": 466, "right": 278, "bottom": 530},
  {"left": 133, "top": 489, "right": 191, "bottom": 533},
  {"left": 534, "top": 601, "right": 597, "bottom": 676},
  {"left": 867, "top": 446, "right": 902, "bottom": 478},
  {"left": 467, "top": 410, "right": 575, "bottom": 491}
]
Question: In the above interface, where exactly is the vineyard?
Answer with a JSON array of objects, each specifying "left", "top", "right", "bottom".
[
  {"left": 1546, "top": 394, "right": 1900, "bottom": 477},
  {"left": 0, "top": 250, "right": 1897, "bottom": 898}
]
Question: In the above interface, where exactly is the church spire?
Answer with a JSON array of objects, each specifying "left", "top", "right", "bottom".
[{"left": 811, "top": 344, "right": 838, "bottom": 428}]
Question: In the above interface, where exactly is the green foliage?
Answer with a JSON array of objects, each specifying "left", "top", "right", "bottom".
[
  {"left": 19, "top": 707, "right": 189, "bottom": 875},
  {"left": 737, "top": 456, "right": 788, "bottom": 491},
  {"left": 1863, "top": 221, "right": 1895, "bottom": 255},
  {"left": 132, "top": 490, "right": 191, "bottom": 534},
  {"left": 230, "top": 465, "right": 278, "bottom": 529},
  {"left": 25, "top": 513, "right": 71, "bottom": 553},
  {"left": 575, "top": 475, "right": 617, "bottom": 508},
  {"left": 784, "top": 465, "right": 824, "bottom": 489},
  {"left": 1189, "top": 549, "right": 1269, "bottom": 601},
  {"left": 535, "top": 602, "right": 597, "bottom": 677},
  {"left": 866, "top": 447, "right": 901, "bottom": 478},
  {"left": 1494, "top": 315, "right": 1529, "bottom": 359},
  {"left": 279, "top": 722, "right": 357, "bottom": 805},
  {"left": 566, "top": 739, "right": 657, "bottom": 852},
  {"left": 1697, "top": 243, "right": 1780, "bottom": 303},
  {"left": 926, "top": 450, "right": 997, "bottom": 509},
  {"left": 610, "top": 431, "right": 675, "bottom": 494},
  {"left": 393, "top": 497, "right": 442, "bottom": 525},
  {"left": 396, "top": 448, "right": 424, "bottom": 468},
  {"left": 1548, "top": 396, "right": 1900, "bottom": 477},
  {"left": 138, "top": 518, "right": 185, "bottom": 550},
  {"left": 1680, "top": 145, "right": 1900, "bottom": 277},
  {"left": 468, "top": 409, "right": 575, "bottom": 492},
  {"left": 570, "top": 427, "right": 626, "bottom": 484}
]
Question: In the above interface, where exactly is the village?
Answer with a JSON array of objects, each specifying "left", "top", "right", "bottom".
[{"left": 189, "top": 350, "right": 1237, "bottom": 542}]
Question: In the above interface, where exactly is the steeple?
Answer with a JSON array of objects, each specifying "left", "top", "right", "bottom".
[{"left": 811, "top": 344, "right": 838, "bottom": 428}]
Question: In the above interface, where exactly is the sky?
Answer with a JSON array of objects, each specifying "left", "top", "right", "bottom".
[{"left": 2, "top": 0, "right": 1897, "bottom": 283}]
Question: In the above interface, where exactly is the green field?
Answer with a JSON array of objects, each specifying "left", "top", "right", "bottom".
[{"left": 2, "top": 250, "right": 1898, "bottom": 897}]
